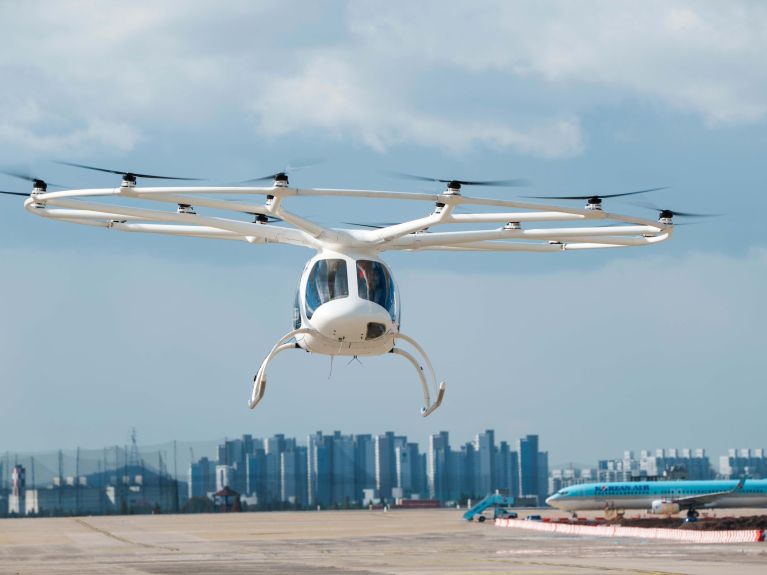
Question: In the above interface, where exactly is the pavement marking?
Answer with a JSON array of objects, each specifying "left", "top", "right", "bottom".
[{"left": 73, "top": 518, "right": 178, "bottom": 552}]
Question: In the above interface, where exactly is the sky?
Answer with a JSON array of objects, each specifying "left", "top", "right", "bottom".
[{"left": 1, "top": 1, "right": 766, "bottom": 466}]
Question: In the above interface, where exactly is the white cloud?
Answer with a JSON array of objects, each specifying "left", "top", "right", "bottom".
[
  {"left": 0, "top": 1, "right": 765, "bottom": 158},
  {"left": 250, "top": 52, "right": 583, "bottom": 156},
  {"left": 348, "top": 1, "right": 767, "bottom": 126}
]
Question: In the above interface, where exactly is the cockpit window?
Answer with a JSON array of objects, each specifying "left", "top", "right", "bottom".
[
  {"left": 356, "top": 260, "right": 398, "bottom": 322},
  {"left": 305, "top": 259, "right": 348, "bottom": 319},
  {"left": 292, "top": 284, "right": 301, "bottom": 329}
]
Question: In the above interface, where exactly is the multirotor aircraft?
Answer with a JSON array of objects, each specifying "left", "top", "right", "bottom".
[{"left": 2, "top": 165, "right": 689, "bottom": 416}]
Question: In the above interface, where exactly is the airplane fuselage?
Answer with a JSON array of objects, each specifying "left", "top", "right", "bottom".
[{"left": 546, "top": 479, "right": 767, "bottom": 511}]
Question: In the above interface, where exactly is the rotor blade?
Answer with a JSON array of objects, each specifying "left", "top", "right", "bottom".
[
  {"left": 524, "top": 186, "right": 668, "bottom": 200},
  {"left": 284, "top": 158, "right": 324, "bottom": 172},
  {"left": 239, "top": 159, "right": 324, "bottom": 184},
  {"left": 630, "top": 200, "right": 720, "bottom": 218},
  {"left": 388, "top": 171, "right": 444, "bottom": 184},
  {"left": 458, "top": 178, "right": 531, "bottom": 187},
  {"left": 55, "top": 161, "right": 201, "bottom": 180},
  {"left": 0, "top": 169, "right": 66, "bottom": 188},
  {"left": 343, "top": 221, "right": 401, "bottom": 229},
  {"left": 389, "top": 171, "right": 530, "bottom": 187},
  {"left": 239, "top": 172, "right": 284, "bottom": 184},
  {"left": 228, "top": 205, "right": 283, "bottom": 221},
  {"left": 669, "top": 210, "right": 720, "bottom": 218},
  {"left": 0, "top": 190, "right": 30, "bottom": 197}
]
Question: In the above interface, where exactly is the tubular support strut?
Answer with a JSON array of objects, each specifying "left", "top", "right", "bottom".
[
  {"left": 249, "top": 328, "right": 313, "bottom": 409},
  {"left": 392, "top": 334, "right": 446, "bottom": 417}
]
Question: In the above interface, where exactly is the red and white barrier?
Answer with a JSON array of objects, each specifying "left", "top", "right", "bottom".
[{"left": 495, "top": 518, "right": 765, "bottom": 544}]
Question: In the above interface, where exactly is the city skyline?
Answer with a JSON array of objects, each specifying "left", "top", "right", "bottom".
[
  {"left": 4, "top": 426, "right": 764, "bottom": 518},
  {"left": 2, "top": 428, "right": 763, "bottom": 487}
]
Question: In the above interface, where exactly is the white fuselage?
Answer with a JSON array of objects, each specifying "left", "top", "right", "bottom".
[
  {"left": 546, "top": 479, "right": 767, "bottom": 511},
  {"left": 294, "top": 250, "right": 400, "bottom": 356}
]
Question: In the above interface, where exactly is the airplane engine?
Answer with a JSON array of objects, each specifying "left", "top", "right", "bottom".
[{"left": 650, "top": 500, "right": 680, "bottom": 515}]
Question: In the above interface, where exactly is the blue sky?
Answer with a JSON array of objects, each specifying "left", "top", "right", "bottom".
[{"left": 1, "top": 1, "right": 766, "bottom": 464}]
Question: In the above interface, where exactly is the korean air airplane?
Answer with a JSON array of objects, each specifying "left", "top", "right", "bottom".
[{"left": 546, "top": 479, "right": 767, "bottom": 517}]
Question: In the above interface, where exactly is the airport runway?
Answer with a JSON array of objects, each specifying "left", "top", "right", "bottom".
[{"left": 0, "top": 509, "right": 765, "bottom": 574}]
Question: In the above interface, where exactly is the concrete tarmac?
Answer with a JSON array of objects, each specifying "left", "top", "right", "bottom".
[{"left": 1, "top": 509, "right": 765, "bottom": 574}]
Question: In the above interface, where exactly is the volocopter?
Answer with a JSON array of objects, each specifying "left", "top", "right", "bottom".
[{"left": 2, "top": 165, "right": 706, "bottom": 416}]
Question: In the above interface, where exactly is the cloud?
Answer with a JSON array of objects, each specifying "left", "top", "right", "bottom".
[
  {"left": 347, "top": 1, "right": 767, "bottom": 127},
  {"left": 249, "top": 52, "right": 583, "bottom": 157},
  {"left": 1, "top": 1, "right": 765, "bottom": 159}
]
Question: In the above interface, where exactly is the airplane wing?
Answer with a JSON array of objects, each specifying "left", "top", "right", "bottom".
[{"left": 672, "top": 479, "right": 745, "bottom": 509}]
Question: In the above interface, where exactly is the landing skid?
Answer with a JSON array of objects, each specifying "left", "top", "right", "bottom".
[{"left": 248, "top": 329, "right": 446, "bottom": 416}]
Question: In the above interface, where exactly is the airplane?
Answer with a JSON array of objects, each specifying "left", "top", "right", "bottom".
[
  {"left": 546, "top": 478, "right": 767, "bottom": 518},
  {"left": 1, "top": 164, "right": 697, "bottom": 416}
]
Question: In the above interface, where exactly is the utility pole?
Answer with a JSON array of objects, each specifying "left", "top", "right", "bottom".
[
  {"left": 173, "top": 440, "right": 179, "bottom": 512},
  {"left": 75, "top": 447, "right": 81, "bottom": 515},
  {"left": 57, "top": 449, "right": 63, "bottom": 513}
]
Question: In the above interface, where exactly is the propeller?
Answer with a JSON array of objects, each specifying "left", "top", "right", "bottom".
[
  {"left": 0, "top": 189, "right": 31, "bottom": 197},
  {"left": 55, "top": 161, "right": 201, "bottom": 182},
  {"left": 631, "top": 200, "right": 721, "bottom": 222},
  {"left": 523, "top": 186, "right": 668, "bottom": 204},
  {"left": 226, "top": 203, "right": 283, "bottom": 223},
  {"left": 249, "top": 213, "right": 282, "bottom": 224},
  {"left": 390, "top": 171, "right": 530, "bottom": 189},
  {"left": 239, "top": 159, "right": 323, "bottom": 185},
  {"left": 0, "top": 169, "right": 66, "bottom": 191},
  {"left": 343, "top": 221, "right": 401, "bottom": 229}
]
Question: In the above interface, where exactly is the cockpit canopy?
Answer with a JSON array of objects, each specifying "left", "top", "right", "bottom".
[
  {"left": 294, "top": 257, "right": 399, "bottom": 329},
  {"left": 355, "top": 259, "right": 396, "bottom": 317},
  {"left": 305, "top": 258, "right": 349, "bottom": 319}
]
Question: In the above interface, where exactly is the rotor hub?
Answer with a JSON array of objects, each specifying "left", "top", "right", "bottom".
[
  {"left": 274, "top": 172, "right": 289, "bottom": 187},
  {"left": 31, "top": 179, "right": 47, "bottom": 192},
  {"left": 659, "top": 209, "right": 674, "bottom": 224},
  {"left": 444, "top": 181, "right": 462, "bottom": 195},
  {"left": 121, "top": 173, "right": 137, "bottom": 187},
  {"left": 586, "top": 197, "right": 603, "bottom": 210},
  {"left": 177, "top": 203, "right": 196, "bottom": 215}
]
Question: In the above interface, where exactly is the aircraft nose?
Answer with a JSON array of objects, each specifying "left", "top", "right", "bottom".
[
  {"left": 310, "top": 299, "right": 392, "bottom": 341},
  {"left": 545, "top": 494, "right": 557, "bottom": 506}
]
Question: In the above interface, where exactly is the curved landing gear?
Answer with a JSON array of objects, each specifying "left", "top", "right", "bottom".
[
  {"left": 248, "top": 328, "right": 312, "bottom": 409},
  {"left": 391, "top": 332, "right": 446, "bottom": 417},
  {"left": 248, "top": 329, "right": 446, "bottom": 417}
]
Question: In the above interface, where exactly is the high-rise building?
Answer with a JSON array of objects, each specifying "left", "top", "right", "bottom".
[
  {"left": 9, "top": 465, "right": 25, "bottom": 515},
  {"left": 495, "top": 441, "right": 519, "bottom": 497},
  {"left": 215, "top": 464, "right": 236, "bottom": 493},
  {"left": 517, "top": 435, "right": 548, "bottom": 505},
  {"left": 427, "top": 431, "right": 450, "bottom": 501},
  {"left": 354, "top": 434, "right": 377, "bottom": 502},
  {"left": 720, "top": 448, "right": 767, "bottom": 479},
  {"left": 331, "top": 432, "right": 356, "bottom": 506},
  {"left": 188, "top": 457, "right": 216, "bottom": 499},
  {"left": 281, "top": 446, "right": 308, "bottom": 506},
  {"left": 307, "top": 432, "right": 332, "bottom": 508},
  {"left": 395, "top": 442, "right": 422, "bottom": 498},
  {"left": 245, "top": 449, "right": 266, "bottom": 502},
  {"left": 475, "top": 430, "right": 495, "bottom": 496},
  {"left": 375, "top": 432, "right": 397, "bottom": 503},
  {"left": 640, "top": 448, "right": 713, "bottom": 480}
]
